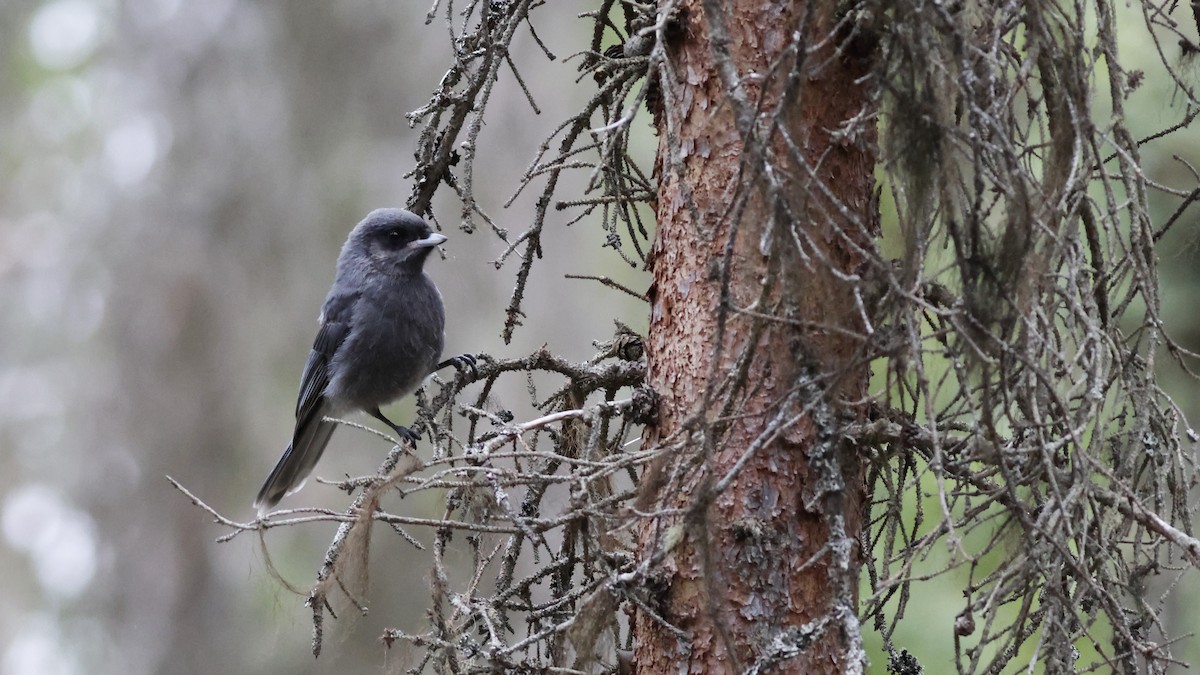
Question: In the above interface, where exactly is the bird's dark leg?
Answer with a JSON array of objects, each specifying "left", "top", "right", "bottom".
[
  {"left": 367, "top": 406, "right": 419, "bottom": 445},
  {"left": 436, "top": 353, "right": 478, "bottom": 379}
]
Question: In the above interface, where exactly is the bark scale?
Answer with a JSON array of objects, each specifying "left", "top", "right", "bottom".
[{"left": 636, "top": 0, "right": 877, "bottom": 672}]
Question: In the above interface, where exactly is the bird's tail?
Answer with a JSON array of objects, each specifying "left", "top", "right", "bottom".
[{"left": 254, "top": 406, "right": 337, "bottom": 515}]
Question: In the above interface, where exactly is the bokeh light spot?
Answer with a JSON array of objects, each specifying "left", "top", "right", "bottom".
[
  {"left": 2, "top": 485, "right": 98, "bottom": 600},
  {"left": 28, "top": 0, "right": 102, "bottom": 71}
]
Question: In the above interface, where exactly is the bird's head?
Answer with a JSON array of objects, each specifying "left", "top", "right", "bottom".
[{"left": 347, "top": 208, "right": 447, "bottom": 273}]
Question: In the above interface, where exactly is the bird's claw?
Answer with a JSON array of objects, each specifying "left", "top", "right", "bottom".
[
  {"left": 394, "top": 425, "right": 420, "bottom": 446},
  {"left": 439, "top": 353, "right": 478, "bottom": 380}
]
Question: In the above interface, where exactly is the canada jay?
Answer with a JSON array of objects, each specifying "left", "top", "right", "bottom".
[{"left": 254, "top": 208, "right": 472, "bottom": 514}]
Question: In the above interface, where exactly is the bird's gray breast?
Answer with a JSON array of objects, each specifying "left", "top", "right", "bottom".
[{"left": 326, "top": 273, "right": 445, "bottom": 408}]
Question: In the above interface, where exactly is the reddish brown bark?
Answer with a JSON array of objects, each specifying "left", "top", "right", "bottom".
[{"left": 636, "top": 0, "right": 877, "bottom": 672}]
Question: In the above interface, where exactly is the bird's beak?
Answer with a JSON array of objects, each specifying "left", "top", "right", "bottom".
[{"left": 410, "top": 232, "right": 448, "bottom": 249}]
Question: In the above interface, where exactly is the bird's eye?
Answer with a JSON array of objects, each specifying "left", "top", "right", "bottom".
[{"left": 388, "top": 230, "right": 401, "bottom": 238}]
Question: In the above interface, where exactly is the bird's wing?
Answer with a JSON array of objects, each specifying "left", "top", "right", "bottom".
[
  {"left": 254, "top": 292, "right": 358, "bottom": 514},
  {"left": 294, "top": 291, "right": 357, "bottom": 420}
]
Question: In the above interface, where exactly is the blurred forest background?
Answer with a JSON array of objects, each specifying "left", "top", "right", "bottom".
[
  {"left": 0, "top": 1, "right": 649, "bottom": 673},
  {"left": 3, "top": 1, "right": 1200, "bottom": 674}
]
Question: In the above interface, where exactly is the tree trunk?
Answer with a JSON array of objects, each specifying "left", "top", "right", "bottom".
[{"left": 636, "top": 0, "right": 877, "bottom": 672}]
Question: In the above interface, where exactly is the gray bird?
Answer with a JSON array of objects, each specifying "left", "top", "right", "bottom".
[{"left": 255, "top": 208, "right": 473, "bottom": 514}]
